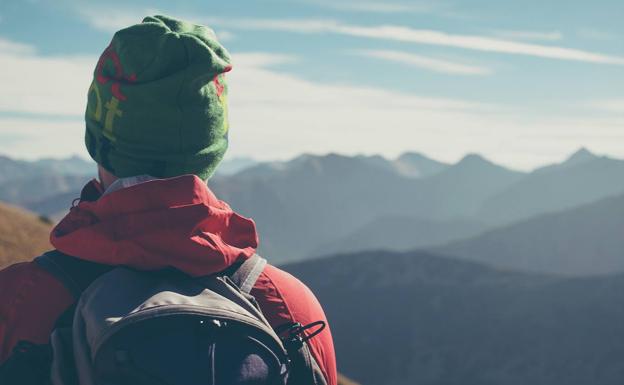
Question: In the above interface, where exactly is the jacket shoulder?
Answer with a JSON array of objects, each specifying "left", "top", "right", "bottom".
[
  {"left": 252, "top": 263, "right": 337, "bottom": 385},
  {"left": 0, "top": 261, "right": 74, "bottom": 364}
]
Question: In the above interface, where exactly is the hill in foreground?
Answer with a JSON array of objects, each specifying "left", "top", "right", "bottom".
[
  {"left": 283, "top": 250, "right": 624, "bottom": 385},
  {"left": 0, "top": 202, "right": 53, "bottom": 268}
]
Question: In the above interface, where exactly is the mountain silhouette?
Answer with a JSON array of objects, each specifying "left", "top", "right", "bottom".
[
  {"left": 0, "top": 174, "right": 90, "bottom": 213},
  {"left": 435, "top": 191, "right": 624, "bottom": 275},
  {"left": 0, "top": 155, "right": 93, "bottom": 184},
  {"left": 412, "top": 153, "right": 525, "bottom": 219},
  {"left": 1, "top": 149, "right": 620, "bottom": 268},
  {"left": 215, "top": 157, "right": 257, "bottom": 175},
  {"left": 477, "top": 151, "right": 624, "bottom": 225},
  {"left": 393, "top": 152, "right": 449, "bottom": 178},
  {"left": 211, "top": 152, "right": 523, "bottom": 261},
  {"left": 310, "top": 216, "right": 487, "bottom": 257}
]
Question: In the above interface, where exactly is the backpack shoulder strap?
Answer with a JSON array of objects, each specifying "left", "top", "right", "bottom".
[
  {"left": 229, "top": 254, "right": 267, "bottom": 294},
  {"left": 34, "top": 250, "right": 113, "bottom": 299},
  {"left": 36, "top": 250, "right": 267, "bottom": 297}
]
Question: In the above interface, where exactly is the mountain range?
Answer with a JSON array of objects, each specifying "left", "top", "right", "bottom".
[
  {"left": 210, "top": 152, "right": 526, "bottom": 260},
  {"left": 477, "top": 149, "right": 624, "bottom": 225},
  {"left": 1, "top": 148, "right": 623, "bottom": 276}
]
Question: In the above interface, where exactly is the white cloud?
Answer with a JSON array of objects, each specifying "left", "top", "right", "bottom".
[
  {"left": 1, "top": 37, "right": 622, "bottom": 170},
  {"left": 309, "top": 1, "right": 439, "bottom": 14},
  {"left": 304, "top": 0, "right": 472, "bottom": 19},
  {"left": 493, "top": 30, "right": 563, "bottom": 42},
  {"left": 74, "top": 9, "right": 624, "bottom": 66},
  {"left": 225, "top": 52, "right": 624, "bottom": 170},
  {"left": 0, "top": 38, "right": 94, "bottom": 116},
  {"left": 76, "top": 8, "right": 150, "bottom": 32},
  {"left": 202, "top": 18, "right": 624, "bottom": 65},
  {"left": 216, "top": 30, "right": 236, "bottom": 42},
  {"left": 354, "top": 49, "right": 491, "bottom": 75},
  {"left": 0, "top": 118, "right": 87, "bottom": 160},
  {"left": 0, "top": 37, "right": 36, "bottom": 55},
  {"left": 589, "top": 99, "right": 624, "bottom": 114}
]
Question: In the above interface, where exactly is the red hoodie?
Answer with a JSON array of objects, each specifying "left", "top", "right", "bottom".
[{"left": 0, "top": 175, "right": 337, "bottom": 385}]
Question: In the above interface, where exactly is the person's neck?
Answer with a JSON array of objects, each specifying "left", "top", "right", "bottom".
[{"left": 101, "top": 174, "right": 159, "bottom": 196}]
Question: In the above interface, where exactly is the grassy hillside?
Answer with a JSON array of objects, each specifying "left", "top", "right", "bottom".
[{"left": 0, "top": 202, "right": 53, "bottom": 268}]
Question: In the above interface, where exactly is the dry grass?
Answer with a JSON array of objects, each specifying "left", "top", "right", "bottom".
[
  {"left": 338, "top": 373, "right": 361, "bottom": 385},
  {"left": 0, "top": 202, "right": 53, "bottom": 268}
]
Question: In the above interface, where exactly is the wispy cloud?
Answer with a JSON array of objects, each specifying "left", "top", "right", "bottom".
[
  {"left": 492, "top": 30, "right": 563, "bottom": 42},
  {"left": 0, "top": 37, "right": 35, "bottom": 55},
  {"left": 224, "top": 52, "right": 624, "bottom": 170},
  {"left": 304, "top": 0, "right": 471, "bottom": 19},
  {"left": 308, "top": 1, "right": 440, "bottom": 14},
  {"left": 75, "top": 8, "right": 623, "bottom": 66},
  {"left": 1, "top": 36, "right": 622, "bottom": 169},
  {"left": 216, "top": 30, "right": 236, "bottom": 41},
  {"left": 200, "top": 18, "right": 624, "bottom": 65},
  {"left": 589, "top": 99, "right": 624, "bottom": 114},
  {"left": 577, "top": 28, "right": 617, "bottom": 41},
  {"left": 354, "top": 50, "right": 491, "bottom": 75},
  {"left": 76, "top": 8, "right": 150, "bottom": 32},
  {"left": 0, "top": 37, "right": 93, "bottom": 116}
]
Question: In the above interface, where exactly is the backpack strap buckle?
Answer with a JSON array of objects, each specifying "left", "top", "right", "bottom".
[{"left": 276, "top": 321, "right": 327, "bottom": 351}]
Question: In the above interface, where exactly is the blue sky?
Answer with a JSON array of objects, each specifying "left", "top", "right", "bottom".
[{"left": 0, "top": 0, "right": 622, "bottom": 170}]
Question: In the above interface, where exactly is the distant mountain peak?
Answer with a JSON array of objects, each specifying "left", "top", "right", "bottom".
[
  {"left": 457, "top": 153, "right": 492, "bottom": 166},
  {"left": 397, "top": 152, "right": 432, "bottom": 162},
  {"left": 532, "top": 147, "right": 601, "bottom": 175},
  {"left": 566, "top": 147, "right": 596, "bottom": 164},
  {"left": 436, "top": 153, "right": 523, "bottom": 180},
  {"left": 394, "top": 152, "right": 449, "bottom": 178}
]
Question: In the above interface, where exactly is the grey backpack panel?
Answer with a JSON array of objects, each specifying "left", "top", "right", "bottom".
[{"left": 73, "top": 266, "right": 280, "bottom": 360}]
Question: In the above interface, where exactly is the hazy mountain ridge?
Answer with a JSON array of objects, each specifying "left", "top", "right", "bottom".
[
  {"left": 283, "top": 250, "right": 624, "bottom": 385},
  {"left": 1, "top": 149, "right": 622, "bottom": 272},
  {"left": 0, "top": 155, "right": 93, "bottom": 216},
  {"left": 392, "top": 152, "right": 450, "bottom": 178},
  {"left": 410, "top": 153, "right": 525, "bottom": 219},
  {"left": 0, "top": 155, "right": 93, "bottom": 183},
  {"left": 310, "top": 216, "right": 488, "bottom": 258},
  {"left": 0, "top": 174, "right": 89, "bottom": 208},
  {"left": 211, "top": 152, "right": 525, "bottom": 260},
  {"left": 532, "top": 147, "right": 596, "bottom": 174},
  {"left": 434, "top": 191, "right": 624, "bottom": 275},
  {"left": 211, "top": 153, "right": 421, "bottom": 260},
  {"left": 478, "top": 149, "right": 624, "bottom": 225},
  {"left": 215, "top": 157, "right": 258, "bottom": 176}
]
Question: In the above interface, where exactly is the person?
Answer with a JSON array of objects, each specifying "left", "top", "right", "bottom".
[{"left": 0, "top": 15, "right": 337, "bottom": 385}]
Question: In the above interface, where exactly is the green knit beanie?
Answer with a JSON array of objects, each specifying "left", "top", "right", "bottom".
[{"left": 85, "top": 15, "right": 231, "bottom": 180}]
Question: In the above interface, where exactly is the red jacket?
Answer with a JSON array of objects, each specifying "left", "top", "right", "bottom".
[{"left": 0, "top": 175, "right": 337, "bottom": 385}]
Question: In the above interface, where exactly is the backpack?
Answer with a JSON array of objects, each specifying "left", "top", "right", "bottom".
[{"left": 0, "top": 250, "right": 327, "bottom": 385}]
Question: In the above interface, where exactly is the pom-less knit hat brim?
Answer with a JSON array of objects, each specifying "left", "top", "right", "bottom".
[{"left": 85, "top": 15, "right": 232, "bottom": 180}]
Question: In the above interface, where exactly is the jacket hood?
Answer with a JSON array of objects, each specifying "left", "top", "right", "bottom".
[{"left": 50, "top": 175, "right": 258, "bottom": 276}]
